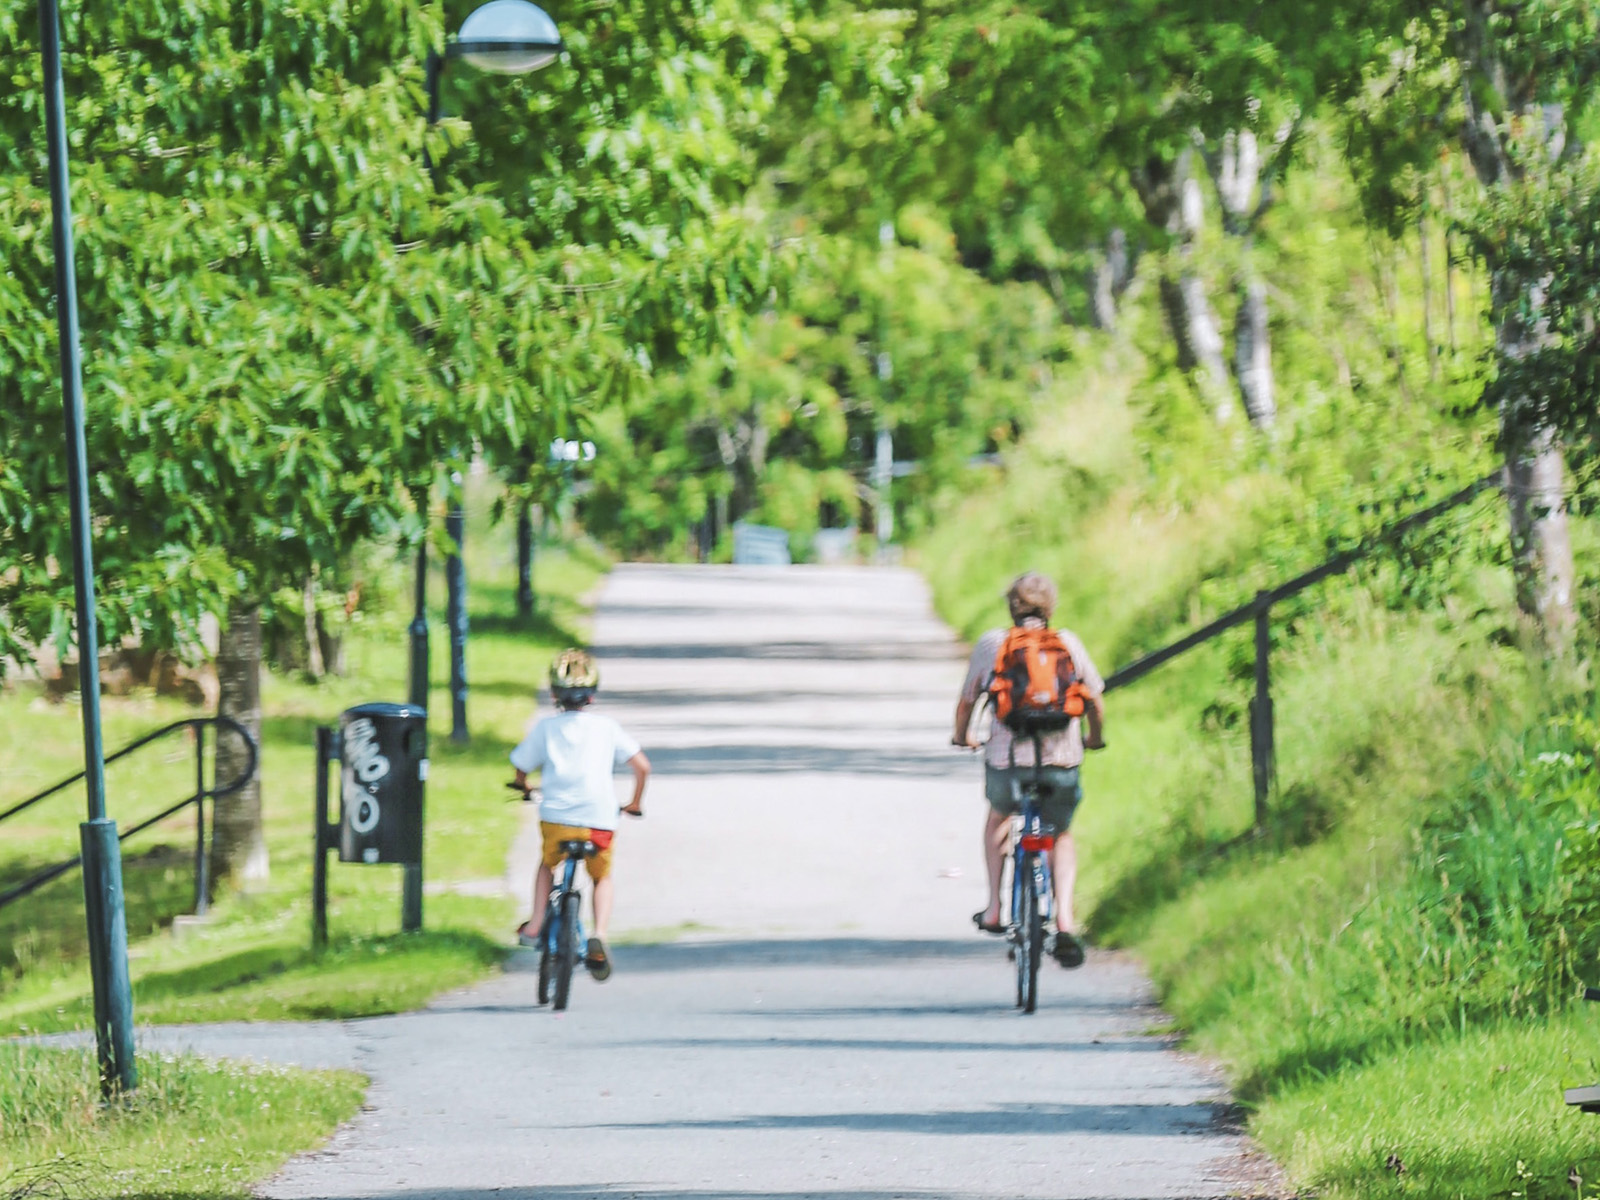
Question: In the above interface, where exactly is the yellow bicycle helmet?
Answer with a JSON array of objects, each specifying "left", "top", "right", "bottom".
[{"left": 549, "top": 648, "right": 599, "bottom": 707}]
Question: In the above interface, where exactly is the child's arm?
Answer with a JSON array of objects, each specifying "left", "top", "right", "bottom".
[{"left": 621, "top": 751, "right": 650, "bottom": 816}]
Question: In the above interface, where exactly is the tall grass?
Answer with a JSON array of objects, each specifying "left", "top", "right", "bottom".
[{"left": 0, "top": 1044, "right": 363, "bottom": 1199}]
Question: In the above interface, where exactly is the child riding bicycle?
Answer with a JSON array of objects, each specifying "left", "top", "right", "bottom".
[{"left": 510, "top": 648, "right": 651, "bottom": 981}]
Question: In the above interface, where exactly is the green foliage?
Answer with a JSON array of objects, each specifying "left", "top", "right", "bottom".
[{"left": 0, "top": 0, "right": 783, "bottom": 666}]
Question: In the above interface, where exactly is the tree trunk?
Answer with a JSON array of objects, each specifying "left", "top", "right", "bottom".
[
  {"left": 1451, "top": 4, "right": 1576, "bottom": 644},
  {"left": 1495, "top": 271, "right": 1577, "bottom": 643},
  {"left": 1133, "top": 151, "right": 1232, "bottom": 421},
  {"left": 302, "top": 577, "right": 325, "bottom": 680},
  {"left": 1089, "top": 228, "right": 1131, "bottom": 331},
  {"left": 1232, "top": 277, "right": 1275, "bottom": 429},
  {"left": 316, "top": 611, "right": 347, "bottom": 677},
  {"left": 212, "top": 602, "right": 268, "bottom": 890},
  {"left": 1504, "top": 425, "right": 1574, "bottom": 643},
  {"left": 1207, "top": 129, "right": 1277, "bottom": 431}
]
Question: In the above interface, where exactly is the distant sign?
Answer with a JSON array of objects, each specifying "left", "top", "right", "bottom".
[{"left": 732, "top": 522, "right": 791, "bottom": 566}]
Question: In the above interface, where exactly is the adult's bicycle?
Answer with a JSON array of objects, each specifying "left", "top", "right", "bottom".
[{"left": 1006, "top": 730, "right": 1057, "bottom": 1014}]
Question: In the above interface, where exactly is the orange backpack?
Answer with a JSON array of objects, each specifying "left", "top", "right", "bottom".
[{"left": 987, "top": 626, "right": 1087, "bottom": 734}]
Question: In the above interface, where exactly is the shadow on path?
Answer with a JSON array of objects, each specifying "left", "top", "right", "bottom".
[
  {"left": 597, "top": 641, "right": 960, "bottom": 663},
  {"left": 506, "top": 938, "right": 992, "bottom": 975},
  {"left": 642, "top": 745, "right": 961, "bottom": 776},
  {"left": 595, "top": 1101, "right": 1220, "bottom": 1137}
]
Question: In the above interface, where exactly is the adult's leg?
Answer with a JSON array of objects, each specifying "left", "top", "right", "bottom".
[
  {"left": 981, "top": 807, "right": 1010, "bottom": 926},
  {"left": 1050, "top": 831, "right": 1078, "bottom": 933}
]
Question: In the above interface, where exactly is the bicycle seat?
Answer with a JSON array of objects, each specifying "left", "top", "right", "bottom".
[{"left": 559, "top": 839, "right": 597, "bottom": 858}]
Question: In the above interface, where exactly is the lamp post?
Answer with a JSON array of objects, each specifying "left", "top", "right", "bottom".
[
  {"left": 408, "top": 0, "right": 562, "bottom": 745},
  {"left": 37, "top": 0, "right": 136, "bottom": 1095}
]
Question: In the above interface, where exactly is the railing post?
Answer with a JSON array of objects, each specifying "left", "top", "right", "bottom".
[
  {"left": 446, "top": 499, "right": 469, "bottom": 745},
  {"left": 1249, "top": 591, "right": 1275, "bottom": 830},
  {"left": 192, "top": 722, "right": 209, "bottom": 916},
  {"left": 312, "top": 726, "right": 333, "bottom": 949}
]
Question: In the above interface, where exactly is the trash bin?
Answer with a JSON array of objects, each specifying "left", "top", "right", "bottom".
[{"left": 337, "top": 703, "right": 427, "bottom": 866}]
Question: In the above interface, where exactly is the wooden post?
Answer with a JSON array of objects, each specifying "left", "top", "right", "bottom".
[{"left": 1248, "top": 592, "right": 1274, "bottom": 829}]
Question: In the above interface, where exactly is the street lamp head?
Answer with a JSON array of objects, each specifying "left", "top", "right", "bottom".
[{"left": 452, "top": 0, "right": 562, "bottom": 75}]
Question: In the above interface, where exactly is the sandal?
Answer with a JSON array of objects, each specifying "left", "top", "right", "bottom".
[
  {"left": 585, "top": 936, "right": 613, "bottom": 981},
  {"left": 1052, "top": 930, "right": 1086, "bottom": 968},
  {"left": 972, "top": 910, "right": 1005, "bottom": 935}
]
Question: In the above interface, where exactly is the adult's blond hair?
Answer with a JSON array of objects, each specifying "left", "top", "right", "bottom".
[{"left": 1005, "top": 572, "right": 1058, "bottom": 622}]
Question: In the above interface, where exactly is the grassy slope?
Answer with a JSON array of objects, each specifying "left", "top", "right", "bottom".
[
  {"left": 0, "top": 1044, "right": 364, "bottom": 1200},
  {"left": 916, "top": 171, "right": 1600, "bottom": 1195},
  {"left": 0, "top": 491, "right": 607, "bottom": 1033}
]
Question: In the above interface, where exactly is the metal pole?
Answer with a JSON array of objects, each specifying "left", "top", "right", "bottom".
[
  {"left": 516, "top": 502, "right": 535, "bottom": 616},
  {"left": 446, "top": 496, "right": 469, "bottom": 743},
  {"left": 192, "top": 722, "right": 209, "bottom": 916},
  {"left": 402, "top": 859, "right": 424, "bottom": 932},
  {"left": 312, "top": 727, "right": 332, "bottom": 949},
  {"left": 39, "top": 0, "right": 135, "bottom": 1096},
  {"left": 1249, "top": 591, "right": 1274, "bottom": 829},
  {"left": 874, "top": 426, "right": 893, "bottom": 559},
  {"left": 408, "top": 486, "right": 430, "bottom": 710}
]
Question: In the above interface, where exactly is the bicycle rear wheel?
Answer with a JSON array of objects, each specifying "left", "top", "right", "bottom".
[
  {"left": 1022, "top": 865, "right": 1043, "bottom": 1014},
  {"left": 552, "top": 891, "right": 581, "bottom": 1011},
  {"left": 1014, "top": 852, "right": 1036, "bottom": 1011}
]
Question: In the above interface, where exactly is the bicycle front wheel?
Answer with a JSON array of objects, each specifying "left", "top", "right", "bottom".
[
  {"left": 552, "top": 892, "right": 581, "bottom": 1011},
  {"left": 536, "top": 916, "right": 554, "bottom": 1006}
]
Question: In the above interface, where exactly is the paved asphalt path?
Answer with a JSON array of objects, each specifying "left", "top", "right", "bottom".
[{"left": 145, "top": 567, "right": 1270, "bottom": 1199}]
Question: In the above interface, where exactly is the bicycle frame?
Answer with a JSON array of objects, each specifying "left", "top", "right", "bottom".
[
  {"left": 540, "top": 851, "right": 587, "bottom": 949},
  {"left": 1008, "top": 791, "right": 1056, "bottom": 935}
]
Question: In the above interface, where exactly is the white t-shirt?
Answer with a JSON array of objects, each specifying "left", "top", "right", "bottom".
[{"left": 509, "top": 709, "right": 642, "bottom": 830}]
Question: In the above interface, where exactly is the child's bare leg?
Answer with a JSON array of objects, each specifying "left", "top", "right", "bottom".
[
  {"left": 527, "top": 861, "right": 553, "bottom": 936},
  {"left": 592, "top": 873, "right": 614, "bottom": 939}
]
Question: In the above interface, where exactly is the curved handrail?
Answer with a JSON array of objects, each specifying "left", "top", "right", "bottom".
[
  {"left": 0, "top": 716, "right": 259, "bottom": 912},
  {"left": 0, "top": 715, "right": 258, "bottom": 827}
]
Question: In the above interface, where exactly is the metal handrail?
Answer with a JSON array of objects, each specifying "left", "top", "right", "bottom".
[
  {"left": 1099, "top": 472, "right": 1502, "bottom": 827},
  {"left": 0, "top": 716, "right": 258, "bottom": 912},
  {"left": 1104, "top": 473, "right": 1500, "bottom": 694}
]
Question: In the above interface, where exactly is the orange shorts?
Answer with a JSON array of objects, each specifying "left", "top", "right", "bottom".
[{"left": 539, "top": 823, "right": 615, "bottom": 881}]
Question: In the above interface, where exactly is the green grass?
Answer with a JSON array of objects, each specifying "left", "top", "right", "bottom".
[
  {"left": 0, "top": 487, "right": 609, "bottom": 1034},
  {"left": 0, "top": 1044, "right": 364, "bottom": 1199},
  {"left": 916, "top": 325, "right": 1600, "bottom": 1196}
]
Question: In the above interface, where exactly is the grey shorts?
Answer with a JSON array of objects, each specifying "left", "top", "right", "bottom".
[{"left": 984, "top": 765, "right": 1082, "bottom": 832}]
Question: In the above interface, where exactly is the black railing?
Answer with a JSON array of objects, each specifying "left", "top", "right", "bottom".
[
  {"left": 0, "top": 716, "right": 258, "bottom": 913},
  {"left": 1102, "top": 473, "right": 1502, "bottom": 827}
]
